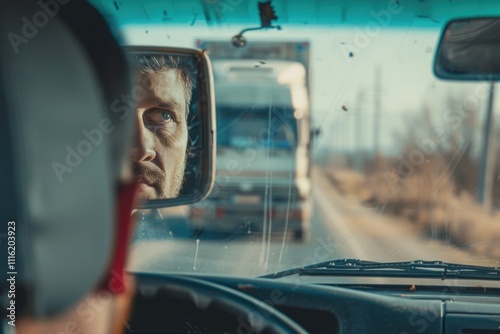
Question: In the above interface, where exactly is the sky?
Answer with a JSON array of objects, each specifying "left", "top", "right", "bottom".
[{"left": 123, "top": 25, "right": 500, "bottom": 154}]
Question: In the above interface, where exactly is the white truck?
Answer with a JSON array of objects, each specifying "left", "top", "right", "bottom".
[{"left": 190, "top": 41, "right": 312, "bottom": 241}]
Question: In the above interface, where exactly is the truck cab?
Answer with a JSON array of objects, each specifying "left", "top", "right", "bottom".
[{"left": 190, "top": 59, "right": 312, "bottom": 241}]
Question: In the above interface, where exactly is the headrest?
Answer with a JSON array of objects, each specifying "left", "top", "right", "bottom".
[{"left": 0, "top": 0, "right": 133, "bottom": 318}]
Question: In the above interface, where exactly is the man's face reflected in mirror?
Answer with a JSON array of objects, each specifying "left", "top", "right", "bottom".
[{"left": 131, "top": 55, "right": 195, "bottom": 200}]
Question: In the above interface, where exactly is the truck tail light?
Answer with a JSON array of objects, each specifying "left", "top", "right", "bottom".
[
  {"left": 190, "top": 207, "right": 204, "bottom": 218},
  {"left": 216, "top": 207, "right": 225, "bottom": 218},
  {"left": 288, "top": 209, "right": 302, "bottom": 220}
]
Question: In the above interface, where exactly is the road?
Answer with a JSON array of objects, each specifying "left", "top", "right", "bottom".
[{"left": 128, "top": 170, "right": 498, "bottom": 279}]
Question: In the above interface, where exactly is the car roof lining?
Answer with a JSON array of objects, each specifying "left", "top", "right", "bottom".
[{"left": 89, "top": 0, "right": 500, "bottom": 28}]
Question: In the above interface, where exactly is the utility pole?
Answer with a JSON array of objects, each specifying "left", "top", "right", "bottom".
[
  {"left": 373, "top": 65, "right": 382, "bottom": 170},
  {"left": 338, "top": 122, "right": 345, "bottom": 168},
  {"left": 329, "top": 121, "right": 336, "bottom": 167},
  {"left": 477, "top": 81, "right": 496, "bottom": 212},
  {"left": 354, "top": 90, "right": 364, "bottom": 172}
]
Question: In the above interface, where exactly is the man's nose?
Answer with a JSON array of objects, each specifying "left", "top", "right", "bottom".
[{"left": 131, "top": 119, "right": 156, "bottom": 162}]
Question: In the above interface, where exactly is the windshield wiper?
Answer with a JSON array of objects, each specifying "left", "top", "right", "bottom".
[{"left": 261, "top": 259, "right": 500, "bottom": 281}]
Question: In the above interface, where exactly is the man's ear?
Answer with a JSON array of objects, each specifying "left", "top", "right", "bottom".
[{"left": 100, "top": 181, "right": 139, "bottom": 294}]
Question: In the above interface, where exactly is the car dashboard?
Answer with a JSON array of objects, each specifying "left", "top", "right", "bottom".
[{"left": 127, "top": 272, "right": 500, "bottom": 334}]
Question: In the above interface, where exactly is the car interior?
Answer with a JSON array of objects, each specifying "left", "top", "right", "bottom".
[{"left": 1, "top": 0, "right": 500, "bottom": 333}]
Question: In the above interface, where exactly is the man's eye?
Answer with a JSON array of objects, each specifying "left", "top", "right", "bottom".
[
  {"left": 161, "top": 111, "right": 173, "bottom": 121},
  {"left": 144, "top": 109, "right": 176, "bottom": 126}
]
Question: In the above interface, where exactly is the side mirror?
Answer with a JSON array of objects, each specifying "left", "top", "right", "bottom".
[
  {"left": 124, "top": 47, "right": 216, "bottom": 209},
  {"left": 434, "top": 17, "right": 500, "bottom": 80}
]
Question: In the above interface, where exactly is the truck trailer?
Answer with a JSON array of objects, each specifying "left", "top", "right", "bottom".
[{"left": 190, "top": 41, "right": 312, "bottom": 241}]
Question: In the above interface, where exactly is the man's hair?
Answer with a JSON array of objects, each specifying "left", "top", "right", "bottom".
[{"left": 134, "top": 54, "right": 197, "bottom": 109}]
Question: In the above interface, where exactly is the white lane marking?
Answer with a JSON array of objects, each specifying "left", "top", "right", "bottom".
[{"left": 313, "top": 180, "right": 370, "bottom": 260}]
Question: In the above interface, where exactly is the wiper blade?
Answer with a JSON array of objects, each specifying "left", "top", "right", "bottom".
[{"left": 261, "top": 259, "right": 500, "bottom": 281}]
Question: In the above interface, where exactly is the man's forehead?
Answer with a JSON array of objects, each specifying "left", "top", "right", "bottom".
[{"left": 138, "top": 69, "right": 186, "bottom": 110}]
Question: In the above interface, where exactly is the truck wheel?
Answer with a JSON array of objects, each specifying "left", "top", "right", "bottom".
[
  {"left": 293, "top": 229, "right": 307, "bottom": 242},
  {"left": 192, "top": 227, "right": 204, "bottom": 239}
]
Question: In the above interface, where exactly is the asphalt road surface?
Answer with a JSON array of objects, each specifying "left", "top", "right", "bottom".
[{"left": 128, "top": 170, "right": 498, "bottom": 278}]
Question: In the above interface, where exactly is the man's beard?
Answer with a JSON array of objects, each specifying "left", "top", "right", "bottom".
[{"left": 133, "top": 158, "right": 186, "bottom": 199}]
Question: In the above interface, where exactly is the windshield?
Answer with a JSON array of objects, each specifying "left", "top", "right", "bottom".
[
  {"left": 218, "top": 106, "right": 298, "bottom": 149},
  {"left": 120, "top": 5, "right": 500, "bottom": 283}
]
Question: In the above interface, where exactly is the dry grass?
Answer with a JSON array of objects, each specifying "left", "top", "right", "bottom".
[
  {"left": 323, "top": 167, "right": 500, "bottom": 261},
  {"left": 321, "top": 94, "right": 500, "bottom": 261}
]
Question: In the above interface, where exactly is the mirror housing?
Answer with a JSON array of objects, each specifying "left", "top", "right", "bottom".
[
  {"left": 434, "top": 17, "right": 500, "bottom": 81},
  {"left": 124, "top": 46, "right": 216, "bottom": 209}
]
